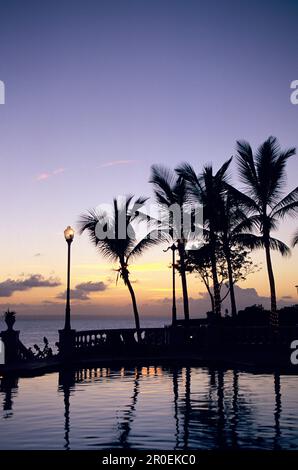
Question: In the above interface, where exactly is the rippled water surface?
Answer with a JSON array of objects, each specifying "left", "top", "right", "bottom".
[{"left": 0, "top": 367, "right": 298, "bottom": 449}]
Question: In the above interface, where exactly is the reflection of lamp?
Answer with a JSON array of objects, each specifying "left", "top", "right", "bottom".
[{"left": 64, "top": 226, "right": 74, "bottom": 331}]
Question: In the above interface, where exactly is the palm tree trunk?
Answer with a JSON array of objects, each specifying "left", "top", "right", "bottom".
[
  {"left": 202, "top": 277, "right": 215, "bottom": 313},
  {"left": 177, "top": 242, "right": 189, "bottom": 322},
  {"left": 224, "top": 246, "right": 237, "bottom": 318},
  {"left": 264, "top": 237, "right": 278, "bottom": 327},
  {"left": 124, "top": 274, "right": 142, "bottom": 342},
  {"left": 209, "top": 239, "right": 221, "bottom": 317}
]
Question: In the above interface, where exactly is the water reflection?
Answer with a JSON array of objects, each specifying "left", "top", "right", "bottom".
[
  {"left": 117, "top": 367, "right": 140, "bottom": 448},
  {"left": 274, "top": 372, "right": 282, "bottom": 450},
  {"left": 231, "top": 370, "right": 239, "bottom": 448},
  {"left": 56, "top": 367, "right": 285, "bottom": 449},
  {"left": 0, "top": 367, "right": 291, "bottom": 449},
  {"left": 0, "top": 376, "right": 18, "bottom": 419},
  {"left": 58, "top": 370, "right": 75, "bottom": 450}
]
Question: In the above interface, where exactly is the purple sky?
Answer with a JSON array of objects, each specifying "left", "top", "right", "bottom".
[{"left": 0, "top": 0, "right": 297, "bottom": 317}]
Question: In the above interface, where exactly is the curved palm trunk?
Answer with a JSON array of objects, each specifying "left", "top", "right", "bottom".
[
  {"left": 224, "top": 245, "right": 237, "bottom": 318},
  {"left": 202, "top": 277, "right": 215, "bottom": 312},
  {"left": 177, "top": 242, "right": 189, "bottom": 322},
  {"left": 264, "top": 238, "right": 278, "bottom": 327},
  {"left": 209, "top": 237, "right": 221, "bottom": 317},
  {"left": 122, "top": 270, "right": 142, "bottom": 342}
]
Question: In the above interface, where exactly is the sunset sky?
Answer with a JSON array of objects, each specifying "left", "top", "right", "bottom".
[{"left": 0, "top": 0, "right": 297, "bottom": 320}]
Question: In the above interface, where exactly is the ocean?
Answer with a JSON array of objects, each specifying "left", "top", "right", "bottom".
[{"left": 9, "top": 316, "right": 169, "bottom": 350}]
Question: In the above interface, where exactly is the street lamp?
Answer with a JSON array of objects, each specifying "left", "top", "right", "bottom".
[
  {"left": 64, "top": 226, "right": 74, "bottom": 331},
  {"left": 164, "top": 243, "right": 178, "bottom": 326}
]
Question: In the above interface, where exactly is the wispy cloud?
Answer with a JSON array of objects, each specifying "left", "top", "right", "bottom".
[
  {"left": 0, "top": 274, "right": 61, "bottom": 297},
  {"left": 56, "top": 281, "right": 108, "bottom": 301},
  {"left": 100, "top": 159, "right": 137, "bottom": 168},
  {"left": 52, "top": 167, "right": 65, "bottom": 175},
  {"left": 36, "top": 172, "right": 51, "bottom": 181},
  {"left": 36, "top": 168, "right": 65, "bottom": 181}
]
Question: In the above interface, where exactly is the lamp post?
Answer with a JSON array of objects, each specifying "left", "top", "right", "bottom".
[
  {"left": 164, "top": 243, "right": 178, "bottom": 326},
  {"left": 64, "top": 226, "right": 74, "bottom": 331}
]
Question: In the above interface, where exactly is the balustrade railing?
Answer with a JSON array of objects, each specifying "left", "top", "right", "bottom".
[{"left": 74, "top": 327, "right": 166, "bottom": 352}]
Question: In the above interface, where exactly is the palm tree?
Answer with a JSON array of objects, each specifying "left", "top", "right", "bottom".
[
  {"left": 149, "top": 165, "right": 190, "bottom": 322},
  {"left": 176, "top": 159, "right": 232, "bottom": 317},
  {"left": 216, "top": 186, "right": 265, "bottom": 318},
  {"left": 234, "top": 136, "right": 298, "bottom": 326},
  {"left": 292, "top": 229, "right": 298, "bottom": 247},
  {"left": 78, "top": 196, "right": 159, "bottom": 342}
]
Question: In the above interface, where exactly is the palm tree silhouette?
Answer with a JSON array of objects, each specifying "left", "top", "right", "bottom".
[
  {"left": 176, "top": 158, "right": 232, "bottom": 317},
  {"left": 78, "top": 196, "right": 160, "bottom": 341},
  {"left": 150, "top": 165, "right": 190, "bottom": 321},
  {"left": 218, "top": 188, "right": 260, "bottom": 317},
  {"left": 234, "top": 136, "right": 298, "bottom": 325}
]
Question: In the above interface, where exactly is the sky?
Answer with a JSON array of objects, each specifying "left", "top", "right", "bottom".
[{"left": 0, "top": 0, "right": 298, "bottom": 321}]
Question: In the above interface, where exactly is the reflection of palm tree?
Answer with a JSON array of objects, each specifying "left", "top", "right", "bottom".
[
  {"left": 231, "top": 370, "right": 239, "bottom": 448},
  {"left": 172, "top": 368, "right": 180, "bottom": 450},
  {"left": 150, "top": 166, "right": 190, "bottom": 321},
  {"left": 79, "top": 196, "right": 160, "bottom": 342},
  {"left": 117, "top": 368, "right": 140, "bottom": 448},
  {"left": 183, "top": 367, "right": 191, "bottom": 449},
  {"left": 233, "top": 137, "right": 298, "bottom": 325},
  {"left": 273, "top": 372, "right": 282, "bottom": 450},
  {"left": 58, "top": 371, "right": 75, "bottom": 451},
  {"left": 216, "top": 369, "right": 226, "bottom": 448}
]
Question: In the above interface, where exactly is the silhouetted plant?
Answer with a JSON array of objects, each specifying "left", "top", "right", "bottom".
[
  {"left": 233, "top": 136, "right": 298, "bottom": 326},
  {"left": 185, "top": 245, "right": 257, "bottom": 314},
  {"left": 176, "top": 159, "right": 232, "bottom": 317},
  {"left": 78, "top": 196, "right": 161, "bottom": 342},
  {"left": 150, "top": 165, "right": 191, "bottom": 321}
]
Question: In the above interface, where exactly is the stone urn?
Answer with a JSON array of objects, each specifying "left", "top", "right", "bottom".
[{"left": 4, "top": 309, "right": 16, "bottom": 331}]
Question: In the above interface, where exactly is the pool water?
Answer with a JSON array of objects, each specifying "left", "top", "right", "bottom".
[{"left": 0, "top": 367, "right": 297, "bottom": 450}]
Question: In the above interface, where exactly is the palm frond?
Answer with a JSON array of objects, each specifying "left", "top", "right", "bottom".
[
  {"left": 127, "top": 230, "right": 165, "bottom": 261},
  {"left": 236, "top": 140, "right": 258, "bottom": 195},
  {"left": 225, "top": 184, "right": 259, "bottom": 213},
  {"left": 149, "top": 165, "right": 176, "bottom": 206},
  {"left": 268, "top": 237, "right": 291, "bottom": 257},
  {"left": 175, "top": 162, "right": 202, "bottom": 201},
  {"left": 234, "top": 233, "right": 265, "bottom": 250},
  {"left": 292, "top": 229, "right": 298, "bottom": 247},
  {"left": 78, "top": 195, "right": 157, "bottom": 264},
  {"left": 214, "top": 156, "right": 232, "bottom": 184},
  {"left": 270, "top": 186, "right": 298, "bottom": 218}
]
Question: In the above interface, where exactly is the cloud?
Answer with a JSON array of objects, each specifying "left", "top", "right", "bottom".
[
  {"left": 150, "top": 285, "right": 294, "bottom": 316},
  {"left": 56, "top": 289, "right": 90, "bottom": 301},
  {"left": 282, "top": 295, "right": 293, "bottom": 299},
  {"left": 52, "top": 167, "right": 65, "bottom": 175},
  {"left": 34, "top": 253, "right": 42, "bottom": 257},
  {"left": 0, "top": 274, "right": 61, "bottom": 297},
  {"left": 36, "top": 168, "right": 65, "bottom": 181},
  {"left": 36, "top": 172, "right": 50, "bottom": 181},
  {"left": 75, "top": 281, "right": 107, "bottom": 292},
  {"left": 100, "top": 159, "right": 136, "bottom": 168},
  {"left": 56, "top": 281, "right": 108, "bottom": 301}
]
